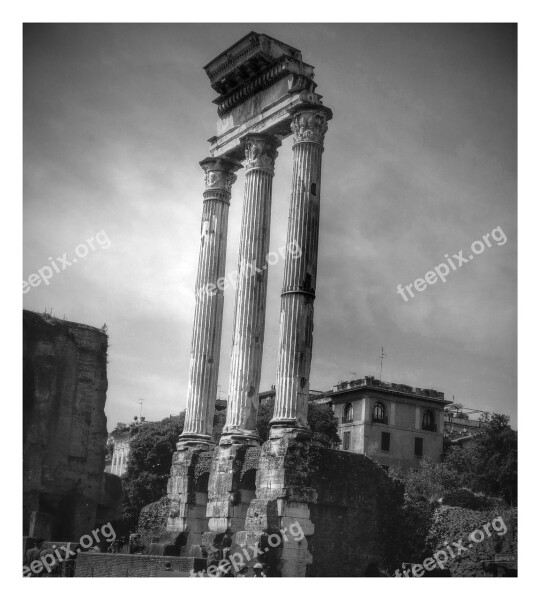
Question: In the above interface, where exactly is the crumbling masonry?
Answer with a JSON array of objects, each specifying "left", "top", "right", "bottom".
[{"left": 157, "top": 32, "right": 402, "bottom": 576}]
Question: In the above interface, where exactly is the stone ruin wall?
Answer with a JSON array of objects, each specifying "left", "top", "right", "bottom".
[
  {"left": 23, "top": 309, "right": 109, "bottom": 540},
  {"left": 139, "top": 441, "right": 403, "bottom": 577}
]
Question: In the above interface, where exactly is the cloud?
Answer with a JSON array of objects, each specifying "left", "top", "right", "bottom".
[{"left": 24, "top": 24, "right": 517, "bottom": 427}]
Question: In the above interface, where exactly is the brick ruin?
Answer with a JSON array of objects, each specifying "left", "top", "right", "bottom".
[{"left": 23, "top": 310, "right": 117, "bottom": 541}]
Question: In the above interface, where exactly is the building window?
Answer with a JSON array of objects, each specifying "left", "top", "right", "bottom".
[
  {"left": 372, "top": 401, "right": 387, "bottom": 424},
  {"left": 343, "top": 403, "right": 353, "bottom": 423},
  {"left": 422, "top": 410, "right": 436, "bottom": 432},
  {"left": 343, "top": 431, "right": 351, "bottom": 451},
  {"left": 381, "top": 431, "right": 390, "bottom": 452},
  {"left": 414, "top": 437, "right": 424, "bottom": 457}
]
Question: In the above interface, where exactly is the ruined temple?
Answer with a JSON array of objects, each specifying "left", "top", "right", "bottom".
[{"left": 147, "top": 32, "right": 403, "bottom": 576}]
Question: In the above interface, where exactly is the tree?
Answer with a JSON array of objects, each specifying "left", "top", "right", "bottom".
[
  {"left": 256, "top": 399, "right": 341, "bottom": 448},
  {"left": 256, "top": 400, "right": 274, "bottom": 442},
  {"left": 121, "top": 414, "right": 185, "bottom": 528},
  {"left": 395, "top": 413, "right": 517, "bottom": 506},
  {"left": 393, "top": 457, "right": 464, "bottom": 502},
  {"left": 307, "top": 402, "right": 341, "bottom": 448},
  {"left": 467, "top": 413, "right": 517, "bottom": 504},
  {"left": 121, "top": 409, "right": 228, "bottom": 529}
]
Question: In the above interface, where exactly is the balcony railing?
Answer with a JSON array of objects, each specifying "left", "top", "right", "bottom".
[
  {"left": 372, "top": 416, "right": 388, "bottom": 425},
  {"left": 422, "top": 423, "right": 437, "bottom": 432},
  {"left": 342, "top": 416, "right": 353, "bottom": 424}
]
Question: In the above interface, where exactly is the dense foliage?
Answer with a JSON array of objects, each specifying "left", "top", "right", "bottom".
[
  {"left": 384, "top": 413, "right": 517, "bottom": 570},
  {"left": 121, "top": 413, "right": 185, "bottom": 528},
  {"left": 391, "top": 413, "right": 517, "bottom": 505},
  {"left": 257, "top": 398, "right": 341, "bottom": 447}
]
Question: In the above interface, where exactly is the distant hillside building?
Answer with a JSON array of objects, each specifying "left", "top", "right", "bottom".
[
  {"left": 443, "top": 407, "right": 485, "bottom": 447},
  {"left": 315, "top": 376, "right": 451, "bottom": 471},
  {"left": 105, "top": 400, "right": 229, "bottom": 476},
  {"left": 105, "top": 418, "right": 151, "bottom": 477},
  {"left": 107, "top": 428, "right": 134, "bottom": 477}
]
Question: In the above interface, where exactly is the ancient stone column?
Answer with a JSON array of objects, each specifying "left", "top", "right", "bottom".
[
  {"left": 271, "top": 105, "right": 332, "bottom": 434},
  {"left": 221, "top": 135, "right": 279, "bottom": 444},
  {"left": 179, "top": 157, "right": 242, "bottom": 448}
]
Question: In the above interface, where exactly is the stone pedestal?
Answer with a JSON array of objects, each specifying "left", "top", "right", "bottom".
[
  {"left": 161, "top": 446, "right": 213, "bottom": 555},
  {"left": 221, "top": 135, "right": 279, "bottom": 444},
  {"left": 240, "top": 430, "right": 316, "bottom": 577},
  {"left": 179, "top": 157, "right": 241, "bottom": 448},
  {"left": 271, "top": 105, "right": 332, "bottom": 435},
  {"left": 202, "top": 443, "right": 260, "bottom": 567}
]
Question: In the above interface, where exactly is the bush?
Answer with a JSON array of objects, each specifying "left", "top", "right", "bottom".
[{"left": 257, "top": 398, "right": 341, "bottom": 447}]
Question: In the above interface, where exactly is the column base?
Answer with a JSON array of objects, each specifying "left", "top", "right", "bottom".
[
  {"left": 240, "top": 433, "right": 315, "bottom": 576},
  {"left": 219, "top": 427, "right": 261, "bottom": 447},
  {"left": 177, "top": 433, "right": 215, "bottom": 452},
  {"left": 202, "top": 442, "right": 261, "bottom": 570},
  {"left": 269, "top": 422, "right": 312, "bottom": 441}
]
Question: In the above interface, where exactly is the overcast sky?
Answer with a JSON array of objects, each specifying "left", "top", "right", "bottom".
[{"left": 23, "top": 23, "right": 517, "bottom": 429}]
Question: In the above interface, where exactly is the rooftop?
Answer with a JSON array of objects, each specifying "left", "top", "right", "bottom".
[{"left": 329, "top": 376, "right": 448, "bottom": 403}]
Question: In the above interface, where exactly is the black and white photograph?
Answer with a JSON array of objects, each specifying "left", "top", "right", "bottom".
[{"left": 11, "top": 4, "right": 531, "bottom": 590}]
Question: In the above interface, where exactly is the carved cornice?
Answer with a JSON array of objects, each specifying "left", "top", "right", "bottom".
[
  {"left": 244, "top": 136, "right": 279, "bottom": 174},
  {"left": 207, "top": 34, "right": 261, "bottom": 81},
  {"left": 204, "top": 32, "right": 303, "bottom": 95},
  {"left": 290, "top": 108, "right": 329, "bottom": 146},
  {"left": 215, "top": 57, "right": 315, "bottom": 117}
]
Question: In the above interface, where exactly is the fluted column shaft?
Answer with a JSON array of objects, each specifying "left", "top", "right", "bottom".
[
  {"left": 271, "top": 106, "right": 332, "bottom": 433},
  {"left": 179, "top": 157, "right": 241, "bottom": 447},
  {"left": 222, "top": 135, "right": 279, "bottom": 443}
]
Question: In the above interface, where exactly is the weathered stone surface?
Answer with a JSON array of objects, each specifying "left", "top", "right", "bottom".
[
  {"left": 201, "top": 443, "right": 258, "bottom": 562},
  {"left": 203, "top": 32, "right": 319, "bottom": 161},
  {"left": 271, "top": 105, "right": 332, "bottom": 434},
  {"left": 179, "top": 158, "right": 242, "bottom": 446},
  {"left": 160, "top": 448, "right": 213, "bottom": 555},
  {"left": 23, "top": 310, "right": 109, "bottom": 540},
  {"left": 239, "top": 432, "right": 316, "bottom": 576},
  {"left": 305, "top": 446, "right": 404, "bottom": 576},
  {"left": 222, "top": 135, "right": 279, "bottom": 443}
]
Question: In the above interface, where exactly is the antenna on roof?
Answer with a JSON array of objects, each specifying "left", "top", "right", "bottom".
[{"left": 379, "top": 346, "right": 387, "bottom": 380}]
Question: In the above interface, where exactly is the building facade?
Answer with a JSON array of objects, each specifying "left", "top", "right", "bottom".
[
  {"left": 443, "top": 407, "right": 484, "bottom": 447},
  {"left": 319, "top": 376, "right": 451, "bottom": 471},
  {"left": 108, "top": 430, "right": 131, "bottom": 477}
]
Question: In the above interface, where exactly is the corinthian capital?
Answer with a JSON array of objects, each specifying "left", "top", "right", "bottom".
[
  {"left": 200, "top": 157, "right": 242, "bottom": 193},
  {"left": 244, "top": 135, "right": 279, "bottom": 174},
  {"left": 290, "top": 108, "right": 330, "bottom": 146}
]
